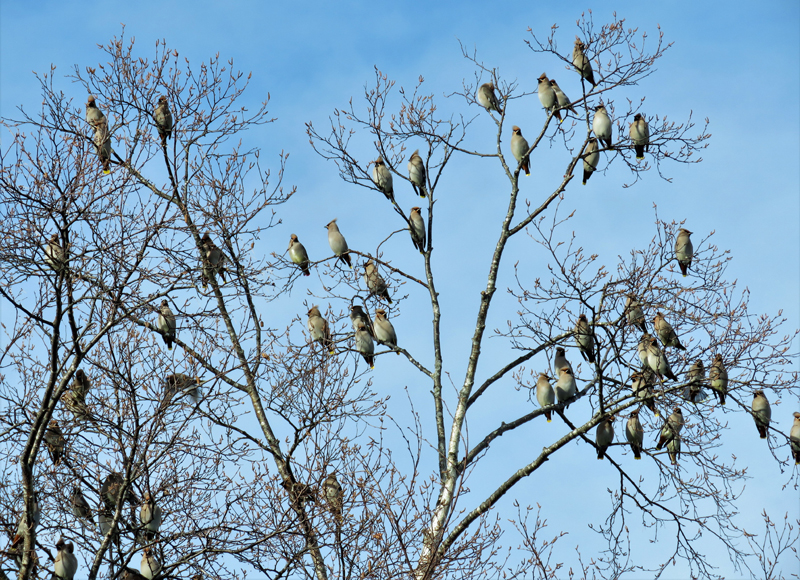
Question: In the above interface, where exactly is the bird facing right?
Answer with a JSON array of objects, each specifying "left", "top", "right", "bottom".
[{"left": 510, "top": 126, "right": 531, "bottom": 176}]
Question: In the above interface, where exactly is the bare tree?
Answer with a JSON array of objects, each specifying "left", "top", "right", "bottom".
[{"left": 0, "top": 14, "right": 797, "bottom": 580}]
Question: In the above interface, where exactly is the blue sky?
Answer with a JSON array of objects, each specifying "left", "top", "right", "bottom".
[{"left": 2, "top": 1, "right": 799, "bottom": 578}]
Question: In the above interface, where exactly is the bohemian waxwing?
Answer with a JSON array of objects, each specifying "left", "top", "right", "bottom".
[
  {"left": 510, "top": 126, "right": 531, "bottom": 176},
  {"left": 288, "top": 234, "right": 311, "bottom": 277},
  {"left": 157, "top": 300, "right": 177, "bottom": 351},
  {"left": 536, "top": 373, "right": 555, "bottom": 422},
  {"left": 325, "top": 219, "right": 352, "bottom": 268}
]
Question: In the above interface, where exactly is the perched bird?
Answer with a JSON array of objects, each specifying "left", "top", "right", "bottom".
[
  {"left": 325, "top": 219, "right": 352, "bottom": 268},
  {"left": 63, "top": 369, "right": 90, "bottom": 422},
  {"left": 675, "top": 228, "right": 693, "bottom": 277},
  {"left": 354, "top": 324, "right": 375, "bottom": 369},
  {"left": 85, "top": 95, "right": 107, "bottom": 130},
  {"left": 653, "top": 312, "right": 686, "bottom": 350},
  {"left": 363, "top": 260, "right": 392, "bottom": 303},
  {"left": 625, "top": 294, "right": 647, "bottom": 333},
  {"left": 477, "top": 82, "right": 503, "bottom": 115},
  {"left": 73, "top": 369, "right": 91, "bottom": 401},
  {"left": 550, "top": 79, "right": 576, "bottom": 120},
  {"left": 667, "top": 434, "right": 681, "bottom": 466},
  {"left": 349, "top": 305, "right": 374, "bottom": 336},
  {"left": 120, "top": 569, "right": 149, "bottom": 580},
  {"left": 53, "top": 537, "right": 78, "bottom": 580},
  {"left": 708, "top": 354, "right": 728, "bottom": 406},
  {"left": 163, "top": 373, "right": 200, "bottom": 403},
  {"left": 626, "top": 411, "right": 644, "bottom": 460},
  {"left": 596, "top": 416, "right": 615, "bottom": 459},
  {"left": 630, "top": 371, "right": 659, "bottom": 416},
  {"left": 94, "top": 123, "right": 112, "bottom": 174},
  {"left": 637, "top": 333, "right": 653, "bottom": 371},
  {"left": 510, "top": 126, "right": 531, "bottom": 176},
  {"left": 537, "top": 73, "right": 559, "bottom": 121},
  {"left": 13, "top": 492, "right": 40, "bottom": 546},
  {"left": 373, "top": 309, "right": 398, "bottom": 352},
  {"left": 684, "top": 360, "right": 705, "bottom": 403},
  {"left": 554, "top": 366, "right": 577, "bottom": 405},
  {"left": 790, "top": 412, "right": 800, "bottom": 465},
  {"left": 647, "top": 338, "right": 678, "bottom": 381},
  {"left": 656, "top": 407, "right": 684, "bottom": 450},
  {"left": 574, "top": 314, "right": 596, "bottom": 364},
  {"left": 752, "top": 390, "right": 771, "bottom": 439},
  {"left": 157, "top": 300, "right": 177, "bottom": 351},
  {"left": 536, "top": 374, "right": 555, "bottom": 422},
  {"left": 629, "top": 113, "right": 649, "bottom": 160},
  {"left": 323, "top": 474, "right": 344, "bottom": 524},
  {"left": 97, "top": 506, "right": 120, "bottom": 548},
  {"left": 582, "top": 137, "right": 599, "bottom": 185},
  {"left": 409, "top": 207, "right": 426, "bottom": 254},
  {"left": 572, "top": 37, "right": 597, "bottom": 87},
  {"left": 141, "top": 547, "right": 161, "bottom": 580},
  {"left": 200, "top": 233, "right": 227, "bottom": 289},
  {"left": 101, "top": 471, "right": 138, "bottom": 510},
  {"left": 71, "top": 487, "right": 93, "bottom": 527},
  {"left": 140, "top": 492, "right": 162, "bottom": 541},
  {"left": 593, "top": 105, "right": 612, "bottom": 150},
  {"left": 553, "top": 347, "right": 573, "bottom": 376},
  {"left": 288, "top": 234, "right": 311, "bottom": 277},
  {"left": 44, "top": 234, "right": 66, "bottom": 272},
  {"left": 154, "top": 95, "right": 173, "bottom": 145},
  {"left": 372, "top": 157, "right": 395, "bottom": 204},
  {"left": 44, "top": 420, "right": 66, "bottom": 466},
  {"left": 407, "top": 150, "right": 427, "bottom": 198},
  {"left": 308, "top": 306, "right": 334, "bottom": 354}
]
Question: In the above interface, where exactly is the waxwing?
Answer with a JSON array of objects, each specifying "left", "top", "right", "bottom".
[
  {"left": 653, "top": 312, "right": 686, "bottom": 350},
  {"left": 709, "top": 354, "right": 728, "bottom": 405},
  {"left": 372, "top": 157, "right": 395, "bottom": 203},
  {"left": 409, "top": 207, "right": 426, "bottom": 254},
  {"left": 752, "top": 390, "right": 771, "bottom": 439},
  {"left": 373, "top": 309, "right": 398, "bottom": 352},
  {"left": 325, "top": 219, "right": 352, "bottom": 268},
  {"left": 582, "top": 137, "right": 599, "bottom": 185},
  {"left": 593, "top": 105, "right": 612, "bottom": 150},
  {"left": 626, "top": 411, "right": 644, "bottom": 460},
  {"left": 157, "top": 300, "right": 177, "bottom": 351},
  {"left": 536, "top": 373, "right": 555, "bottom": 422},
  {"left": 572, "top": 37, "right": 597, "bottom": 87},
  {"left": 363, "top": 260, "right": 392, "bottom": 303},
  {"left": 308, "top": 306, "right": 334, "bottom": 354},
  {"left": 629, "top": 113, "right": 649, "bottom": 160},
  {"left": 288, "top": 234, "right": 311, "bottom": 276},
  {"left": 477, "top": 82, "right": 503, "bottom": 115},
  {"left": 407, "top": 150, "right": 427, "bottom": 198},
  {"left": 323, "top": 474, "right": 344, "bottom": 524},
  {"left": 675, "top": 228, "right": 693, "bottom": 277},
  {"left": 154, "top": 95, "right": 173, "bottom": 144},
  {"left": 355, "top": 324, "right": 375, "bottom": 369},
  {"left": 575, "top": 314, "right": 596, "bottom": 364},
  {"left": 596, "top": 416, "right": 615, "bottom": 459}
]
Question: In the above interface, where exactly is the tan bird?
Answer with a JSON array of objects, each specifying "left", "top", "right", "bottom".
[
  {"left": 593, "top": 105, "right": 612, "bottom": 150},
  {"left": 349, "top": 305, "right": 374, "bottom": 336},
  {"left": 355, "top": 324, "right": 375, "bottom": 368},
  {"left": 141, "top": 546, "right": 161, "bottom": 579},
  {"left": 154, "top": 95, "right": 173, "bottom": 145},
  {"left": 323, "top": 474, "right": 344, "bottom": 524},
  {"left": 94, "top": 123, "right": 112, "bottom": 174},
  {"left": 630, "top": 371, "right": 659, "bottom": 416},
  {"left": 157, "top": 300, "right": 176, "bottom": 350},
  {"left": 325, "top": 219, "right": 352, "bottom": 268},
  {"left": 363, "top": 260, "right": 392, "bottom": 303},
  {"left": 308, "top": 306, "right": 334, "bottom": 354},
  {"left": 140, "top": 492, "right": 162, "bottom": 541},
  {"left": 372, "top": 157, "right": 395, "bottom": 204},
  {"left": 656, "top": 407, "right": 684, "bottom": 450},
  {"left": 44, "top": 234, "right": 66, "bottom": 272},
  {"left": 85, "top": 95, "right": 107, "bottom": 130},
  {"left": 675, "top": 228, "right": 693, "bottom": 277},
  {"left": 477, "top": 82, "right": 503, "bottom": 115},
  {"left": 582, "top": 137, "right": 599, "bottom": 185},
  {"left": 44, "top": 420, "right": 66, "bottom": 466},
  {"left": 373, "top": 309, "right": 398, "bottom": 352},
  {"left": 409, "top": 207, "right": 426, "bottom": 254},
  {"left": 53, "top": 537, "right": 78, "bottom": 580},
  {"left": 596, "top": 416, "right": 615, "bottom": 459},
  {"left": 288, "top": 234, "right": 311, "bottom": 276},
  {"left": 407, "top": 150, "right": 427, "bottom": 198},
  {"left": 200, "top": 233, "right": 227, "bottom": 288},
  {"left": 790, "top": 412, "right": 800, "bottom": 464},
  {"left": 554, "top": 366, "right": 577, "bottom": 404},
  {"left": 550, "top": 79, "right": 576, "bottom": 120},
  {"left": 647, "top": 337, "right": 678, "bottom": 381},
  {"left": 537, "top": 73, "right": 559, "bottom": 121},
  {"left": 510, "top": 126, "right": 531, "bottom": 176},
  {"left": 629, "top": 113, "right": 649, "bottom": 160},
  {"left": 653, "top": 312, "right": 686, "bottom": 350},
  {"left": 708, "top": 354, "right": 728, "bottom": 405},
  {"left": 752, "top": 390, "right": 771, "bottom": 439},
  {"left": 684, "top": 360, "right": 705, "bottom": 403},
  {"left": 667, "top": 434, "right": 681, "bottom": 465},
  {"left": 553, "top": 346, "right": 573, "bottom": 376},
  {"left": 536, "top": 373, "right": 555, "bottom": 422},
  {"left": 637, "top": 333, "right": 653, "bottom": 370},
  {"left": 575, "top": 314, "right": 596, "bottom": 364},
  {"left": 71, "top": 487, "right": 93, "bottom": 527},
  {"left": 626, "top": 411, "right": 644, "bottom": 460},
  {"left": 625, "top": 294, "right": 647, "bottom": 333},
  {"left": 163, "top": 373, "right": 200, "bottom": 403},
  {"left": 63, "top": 369, "right": 91, "bottom": 422},
  {"left": 573, "top": 37, "right": 597, "bottom": 87}
]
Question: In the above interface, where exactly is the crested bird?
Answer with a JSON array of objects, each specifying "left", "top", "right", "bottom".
[
  {"left": 44, "top": 420, "right": 66, "bottom": 466},
  {"left": 550, "top": 79, "right": 576, "bottom": 121},
  {"left": 684, "top": 360, "right": 705, "bottom": 403},
  {"left": 573, "top": 37, "right": 597, "bottom": 87},
  {"left": 140, "top": 492, "right": 162, "bottom": 541},
  {"left": 200, "top": 233, "right": 227, "bottom": 288},
  {"left": 372, "top": 157, "right": 395, "bottom": 204},
  {"left": 323, "top": 474, "right": 344, "bottom": 524},
  {"left": 582, "top": 137, "right": 599, "bottom": 185},
  {"left": 157, "top": 300, "right": 176, "bottom": 351},
  {"left": 154, "top": 95, "right": 173, "bottom": 145},
  {"left": 477, "top": 82, "right": 503, "bottom": 115},
  {"left": 626, "top": 411, "right": 644, "bottom": 460},
  {"left": 630, "top": 371, "right": 659, "bottom": 416},
  {"left": 373, "top": 309, "right": 398, "bottom": 352},
  {"left": 44, "top": 234, "right": 66, "bottom": 273},
  {"left": 553, "top": 347, "right": 573, "bottom": 376},
  {"left": 653, "top": 312, "right": 686, "bottom": 350},
  {"left": 536, "top": 373, "right": 555, "bottom": 422},
  {"left": 409, "top": 207, "right": 426, "bottom": 254},
  {"left": 288, "top": 234, "right": 311, "bottom": 276},
  {"left": 325, "top": 219, "right": 352, "bottom": 268},
  {"left": 407, "top": 150, "right": 427, "bottom": 198},
  {"left": 675, "top": 228, "right": 693, "bottom": 277},
  {"left": 52, "top": 537, "right": 78, "bottom": 580},
  {"left": 752, "top": 390, "right": 771, "bottom": 439},
  {"left": 554, "top": 366, "right": 577, "bottom": 405},
  {"left": 574, "top": 314, "right": 596, "bottom": 364},
  {"left": 629, "top": 113, "right": 649, "bottom": 160},
  {"left": 593, "top": 105, "right": 612, "bottom": 150},
  {"left": 596, "top": 416, "right": 615, "bottom": 459},
  {"left": 349, "top": 305, "right": 374, "bottom": 336},
  {"left": 510, "top": 126, "right": 531, "bottom": 176},
  {"left": 656, "top": 407, "right": 684, "bottom": 450},
  {"left": 355, "top": 324, "right": 375, "bottom": 369},
  {"left": 790, "top": 412, "right": 800, "bottom": 465},
  {"left": 537, "top": 73, "right": 559, "bottom": 121},
  {"left": 647, "top": 337, "right": 678, "bottom": 381},
  {"left": 709, "top": 354, "right": 728, "bottom": 405},
  {"left": 363, "top": 260, "right": 392, "bottom": 303},
  {"left": 308, "top": 306, "right": 334, "bottom": 354},
  {"left": 625, "top": 294, "right": 647, "bottom": 333}
]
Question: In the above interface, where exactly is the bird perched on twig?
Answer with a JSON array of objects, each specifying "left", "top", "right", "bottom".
[
  {"left": 647, "top": 337, "right": 678, "bottom": 381},
  {"left": 626, "top": 411, "right": 644, "bottom": 460},
  {"left": 582, "top": 138, "right": 599, "bottom": 185},
  {"left": 373, "top": 309, "right": 398, "bottom": 352},
  {"left": 790, "top": 413, "right": 800, "bottom": 465},
  {"left": 477, "top": 82, "right": 503, "bottom": 115},
  {"left": 656, "top": 407, "right": 684, "bottom": 450},
  {"left": 372, "top": 157, "right": 395, "bottom": 204},
  {"left": 44, "top": 234, "right": 66, "bottom": 273},
  {"left": 308, "top": 306, "right": 334, "bottom": 355},
  {"left": 625, "top": 294, "right": 647, "bottom": 333},
  {"left": 572, "top": 37, "right": 597, "bottom": 87},
  {"left": 409, "top": 207, "right": 426, "bottom": 254},
  {"left": 752, "top": 390, "right": 771, "bottom": 439},
  {"left": 44, "top": 420, "right": 66, "bottom": 465},
  {"left": 52, "top": 537, "right": 78, "bottom": 580},
  {"left": 407, "top": 150, "right": 427, "bottom": 198},
  {"left": 154, "top": 95, "right": 173, "bottom": 145},
  {"left": 709, "top": 354, "right": 728, "bottom": 405},
  {"left": 157, "top": 300, "right": 177, "bottom": 351},
  {"left": 325, "top": 219, "right": 352, "bottom": 268},
  {"left": 140, "top": 493, "right": 162, "bottom": 542},
  {"left": 629, "top": 113, "right": 649, "bottom": 160},
  {"left": 363, "top": 260, "right": 392, "bottom": 303},
  {"left": 288, "top": 234, "right": 311, "bottom": 276},
  {"left": 550, "top": 79, "right": 575, "bottom": 121},
  {"left": 510, "top": 126, "right": 531, "bottom": 177},
  {"left": 653, "top": 312, "right": 686, "bottom": 350},
  {"left": 574, "top": 314, "right": 596, "bottom": 364},
  {"left": 354, "top": 324, "right": 375, "bottom": 369},
  {"left": 675, "top": 228, "right": 693, "bottom": 277},
  {"left": 596, "top": 416, "right": 615, "bottom": 459},
  {"left": 593, "top": 105, "right": 613, "bottom": 150},
  {"left": 71, "top": 487, "right": 93, "bottom": 529},
  {"left": 537, "top": 73, "right": 559, "bottom": 121},
  {"left": 323, "top": 474, "right": 344, "bottom": 524},
  {"left": 554, "top": 367, "right": 577, "bottom": 406},
  {"left": 200, "top": 233, "right": 227, "bottom": 289},
  {"left": 536, "top": 374, "right": 555, "bottom": 422}
]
